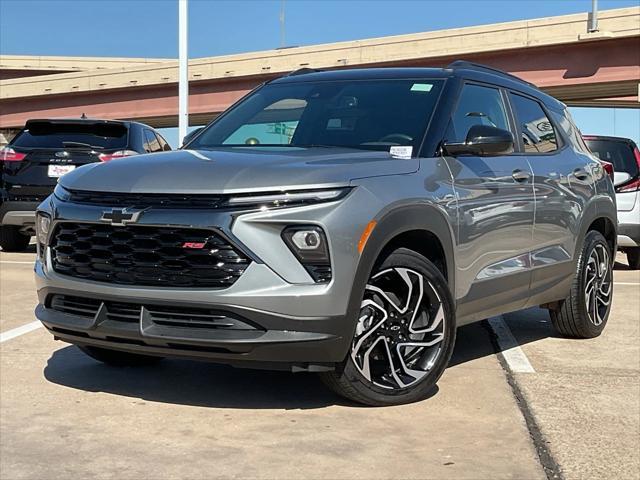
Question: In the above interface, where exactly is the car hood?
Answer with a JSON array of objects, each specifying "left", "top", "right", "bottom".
[{"left": 59, "top": 147, "right": 419, "bottom": 193}]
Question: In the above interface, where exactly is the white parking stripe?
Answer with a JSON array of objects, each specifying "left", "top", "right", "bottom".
[
  {"left": 0, "top": 321, "right": 42, "bottom": 343},
  {"left": 0, "top": 261, "right": 34, "bottom": 265},
  {"left": 488, "top": 316, "right": 536, "bottom": 373},
  {"left": 614, "top": 282, "right": 640, "bottom": 285}
]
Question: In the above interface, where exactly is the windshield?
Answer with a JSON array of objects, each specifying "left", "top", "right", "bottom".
[
  {"left": 188, "top": 79, "right": 444, "bottom": 153},
  {"left": 11, "top": 122, "right": 129, "bottom": 150}
]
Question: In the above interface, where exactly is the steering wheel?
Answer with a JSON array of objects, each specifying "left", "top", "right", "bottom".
[{"left": 378, "top": 133, "right": 413, "bottom": 144}]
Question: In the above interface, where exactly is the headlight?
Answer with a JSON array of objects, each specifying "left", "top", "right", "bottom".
[
  {"left": 36, "top": 213, "right": 51, "bottom": 246},
  {"left": 53, "top": 184, "right": 71, "bottom": 201},
  {"left": 282, "top": 226, "right": 332, "bottom": 283},
  {"left": 225, "top": 188, "right": 350, "bottom": 209}
]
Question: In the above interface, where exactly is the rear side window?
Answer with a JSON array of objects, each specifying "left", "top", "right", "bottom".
[
  {"left": 155, "top": 132, "right": 170, "bottom": 151},
  {"left": 449, "top": 84, "right": 510, "bottom": 143},
  {"left": 509, "top": 93, "right": 558, "bottom": 153},
  {"left": 10, "top": 121, "right": 128, "bottom": 150},
  {"left": 143, "top": 129, "right": 162, "bottom": 152},
  {"left": 585, "top": 139, "right": 639, "bottom": 177}
]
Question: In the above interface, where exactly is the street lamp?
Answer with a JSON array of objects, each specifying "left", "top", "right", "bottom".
[{"left": 178, "top": 0, "right": 188, "bottom": 145}]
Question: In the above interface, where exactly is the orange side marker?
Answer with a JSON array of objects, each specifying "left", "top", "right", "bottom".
[{"left": 358, "top": 220, "right": 377, "bottom": 254}]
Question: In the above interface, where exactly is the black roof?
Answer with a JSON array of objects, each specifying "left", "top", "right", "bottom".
[
  {"left": 23, "top": 118, "right": 153, "bottom": 129},
  {"left": 271, "top": 62, "right": 564, "bottom": 110}
]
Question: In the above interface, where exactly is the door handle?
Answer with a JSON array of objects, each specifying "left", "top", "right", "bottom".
[
  {"left": 512, "top": 169, "right": 531, "bottom": 183},
  {"left": 573, "top": 168, "right": 590, "bottom": 180}
]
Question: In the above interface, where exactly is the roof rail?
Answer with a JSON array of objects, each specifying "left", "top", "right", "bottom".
[
  {"left": 447, "top": 60, "right": 536, "bottom": 87},
  {"left": 285, "top": 67, "right": 323, "bottom": 77}
]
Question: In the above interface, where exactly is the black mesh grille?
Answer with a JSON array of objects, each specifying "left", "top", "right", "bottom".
[
  {"left": 67, "top": 190, "right": 225, "bottom": 209},
  {"left": 50, "top": 223, "right": 250, "bottom": 288},
  {"left": 49, "top": 294, "right": 259, "bottom": 330}
]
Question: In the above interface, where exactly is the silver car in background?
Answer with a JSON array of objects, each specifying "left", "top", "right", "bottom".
[{"left": 584, "top": 135, "right": 640, "bottom": 269}]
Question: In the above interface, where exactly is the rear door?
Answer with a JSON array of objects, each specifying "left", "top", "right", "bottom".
[
  {"left": 2, "top": 120, "right": 129, "bottom": 203},
  {"left": 509, "top": 94, "right": 594, "bottom": 304},
  {"left": 443, "top": 83, "right": 536, "bottom": 321}
]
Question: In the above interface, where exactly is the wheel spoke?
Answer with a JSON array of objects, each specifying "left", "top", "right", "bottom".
[{"left": 351, "top": 266, "right": 447, "bottom": 390}]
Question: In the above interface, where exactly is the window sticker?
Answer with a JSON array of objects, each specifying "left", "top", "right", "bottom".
[
  {"left": 390, "top": 146, "right": 413, "bottom": 159},
  {"left": 410, "top": 83, "right": 433, "bottom": 92}
]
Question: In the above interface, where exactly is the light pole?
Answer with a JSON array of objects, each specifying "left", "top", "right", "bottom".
[{"left": 178, "top": 0, "right": 188, "bottom": 145}]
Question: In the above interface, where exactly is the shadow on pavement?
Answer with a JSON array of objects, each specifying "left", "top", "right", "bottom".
[{"left": 43, "top": 311, "right": 555, "bottom": 409}]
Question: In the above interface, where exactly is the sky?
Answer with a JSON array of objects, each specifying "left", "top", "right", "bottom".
[{"left": 1, "top": 0, "right": 638, "bottom": 147}]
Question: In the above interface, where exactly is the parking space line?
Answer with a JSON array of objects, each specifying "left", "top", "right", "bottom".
[
  {"left": 614, "top": 282, "right": 640, "bottom": 285},
  {"left": 0, "top": 321, "right": 42, "bottom": 343},
  {"left": 0, "top": 261, "right": 35, "bottom": 265},
  {"left": 487, "top": 316, "right": 535, "bottom": 373}
]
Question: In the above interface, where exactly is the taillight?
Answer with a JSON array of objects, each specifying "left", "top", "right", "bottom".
[
  {"left": 0, "top": 147, "right": 27, "bottom": 162},
  {"left": 615, "top": 147, "right": 640, "bottom": 193},
  {"left": 98, "top": 150, "right": 138, "bottom": 162},
  {"left": 599, "top": 160, "right": 614, "bottom": 181},
  {"left": 618, "top": 177, "right": 640, "bottom": 193}
]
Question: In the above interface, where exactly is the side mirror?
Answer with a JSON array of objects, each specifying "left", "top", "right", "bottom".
[
  {"left": 181, "top": 127, "right": 204, "bottom": 148},
  {"left": 443, "top": 124, "right": 514, "bottom": 156},
  {"left": 613, "top": 171, "right": 631, "bottom": 187}
]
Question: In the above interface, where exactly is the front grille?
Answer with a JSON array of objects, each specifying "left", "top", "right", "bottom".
[
  {"left": 49, "top": 294, "right": 260, "bottom": 330},
  {"left": 50, "top": 223, "right": 250, "bottom": 288},
  {"left": 66, "top": 189, "right": 225, "bottom": 209}
]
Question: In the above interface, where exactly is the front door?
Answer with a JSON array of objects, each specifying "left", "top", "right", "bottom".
[{"left": 443, "top": 83, "right": 536, "bottom": 323}]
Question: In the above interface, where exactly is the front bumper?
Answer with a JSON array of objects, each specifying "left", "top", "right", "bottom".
[{"left": 36, "top": 285, "right": 352, "bottom": 370}]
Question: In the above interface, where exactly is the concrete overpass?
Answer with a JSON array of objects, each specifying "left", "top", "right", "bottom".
[
  {"left": 0, "top": 55, "right": 172, "bottom": 80},
  {"left": 0, "top": 6, "right": 638, "bottom": 131}
]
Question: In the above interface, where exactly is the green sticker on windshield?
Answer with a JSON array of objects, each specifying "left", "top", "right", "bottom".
[{"left": 410, "top": 83, "right": 433, "bottom": 92}]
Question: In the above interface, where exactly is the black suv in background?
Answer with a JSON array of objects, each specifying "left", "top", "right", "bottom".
[{"left": 0, "top": 118, "right": 171, "bottom": 251}]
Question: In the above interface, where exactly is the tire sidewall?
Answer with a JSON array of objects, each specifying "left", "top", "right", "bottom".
[
  {"left": 341, "top": 248, "right": 456, "bottom": 405},
  {"left": 574, "top": 231, "right": 613, "bottom": 336}
]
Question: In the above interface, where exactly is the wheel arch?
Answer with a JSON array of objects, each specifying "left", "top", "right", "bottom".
[
  {"left": 576, "top": 197, "right": 617, "bottom": 261},
  {"left": 343, "top": 203, "right": 456, "bottom": 341}
]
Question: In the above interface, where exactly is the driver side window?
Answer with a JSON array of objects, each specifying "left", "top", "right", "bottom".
[{"left": 449, "top": 84, "right": 510, "bottom": 143}]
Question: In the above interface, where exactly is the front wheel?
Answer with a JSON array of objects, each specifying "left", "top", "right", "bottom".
[
  {"left": 550, "top": 231, "right": 613, "bottom": 338},
  {"left": 320, "top": 248, "right": 456, "bottom": 406}
]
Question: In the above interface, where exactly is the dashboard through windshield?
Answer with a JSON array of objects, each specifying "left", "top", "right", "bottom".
[{"left": 188, "top": 79, "right": 444, "bottom": 154}]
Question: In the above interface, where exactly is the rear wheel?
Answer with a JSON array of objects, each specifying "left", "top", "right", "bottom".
[
  {"left": 79, "top": 345, "right": 164, "bottom": 367},
  {"left": 627, "top": 248, "right": 640, "bottom": 270},
  {"left": 0, "top": 226, "right": 30, "bottom": 252},
  {"left": 550, "top": 231, "right": 613, "bottom": 338},
  {"left": 320, "top": 248, "right": 456, "bottom": 406}
]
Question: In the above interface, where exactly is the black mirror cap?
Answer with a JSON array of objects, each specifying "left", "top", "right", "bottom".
[
  {"left": 443, "top": 125, "right": 514, "bottom": 156},
  {"left": 181, "top": 127, "right": 204, "bottom": 148}
]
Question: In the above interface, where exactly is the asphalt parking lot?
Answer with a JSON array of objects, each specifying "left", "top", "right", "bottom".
[{"left": 1, "top": 245, "right": 638, "bottom": 480}]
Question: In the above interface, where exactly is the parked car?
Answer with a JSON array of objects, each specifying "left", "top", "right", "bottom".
[
  {"left": 584, "top": 135, "right": 640, "bottom": 269},
  {"left": 0, "top": 118, "right": 171, "bottom": 252},
  {"left": 34, "top": 63, "right": 616, "bottom": 406}
]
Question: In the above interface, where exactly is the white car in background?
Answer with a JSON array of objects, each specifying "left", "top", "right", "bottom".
[{"left": 584, "top": 135, "right": 640, "bottom": 269}]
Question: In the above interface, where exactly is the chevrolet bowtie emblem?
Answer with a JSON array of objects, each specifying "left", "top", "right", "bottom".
[{"left": 100, "top": 208, "right": 146, "bottom": 226}]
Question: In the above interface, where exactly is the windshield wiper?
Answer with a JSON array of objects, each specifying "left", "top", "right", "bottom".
[{"left": 62, "top": 141, "right": 103, "bottom": 149}]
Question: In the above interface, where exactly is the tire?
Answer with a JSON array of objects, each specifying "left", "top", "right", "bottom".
[
  {"left": 0, "top": 226, "right": 30, "bottom": 252},
  {"left": 320, "top": 248, "right": 456, "bottom": 406},
  {"left": 627, "top": 248, "right": 640, "bottom": 270},
  {"left": 79, "top": 345, "right": 164, "bottom": 367},
  {"left": 550, "top": 231, "right": 613, "bottom": 338}
]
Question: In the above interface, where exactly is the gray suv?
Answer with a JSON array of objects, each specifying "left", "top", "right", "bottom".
[{"left": 34, "top": 62, "right": 617, "bottom": 406}]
